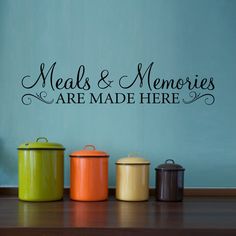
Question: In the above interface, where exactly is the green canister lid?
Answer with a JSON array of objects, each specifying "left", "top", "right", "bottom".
[{"left": 18, "top": 137, "right": 65, "bottom": 150}]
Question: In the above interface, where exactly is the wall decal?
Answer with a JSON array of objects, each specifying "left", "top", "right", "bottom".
[{"left": 21, "top": 62, "right": 215, "bottom": 105}]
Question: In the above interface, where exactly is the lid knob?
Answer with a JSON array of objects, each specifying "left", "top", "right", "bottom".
[
  {"left": 165, "top": 159, "right": 175, "bottom": 164},
  {"left": 83, "top": 144, "right": 96, "bottom": 150},
  {"left": 36, "top": 137, "right": 48, "bottom": 143},
  {"left": 128, "top": 152, "right": 139, "bottom": 157}
]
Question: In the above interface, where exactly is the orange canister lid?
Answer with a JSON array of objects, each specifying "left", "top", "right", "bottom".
[{"left": 70, "top": 145, "right": 109, "bottom": 158}]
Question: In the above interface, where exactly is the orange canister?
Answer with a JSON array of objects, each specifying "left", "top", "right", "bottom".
[{"left": 70, "top": 145, "right": 109, "bottom": 201}]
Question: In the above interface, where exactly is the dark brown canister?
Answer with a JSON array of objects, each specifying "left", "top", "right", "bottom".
[{"left": 155, "top": 159, "right": 185, "bottom": 202}]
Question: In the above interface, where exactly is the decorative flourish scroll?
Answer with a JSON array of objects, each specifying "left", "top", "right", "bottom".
[
  {"left": 21, "top": 91, "right": 54, "bottom": 105},
  {"left": 183, "top": 91, "right": 215, "bottom": 105}
]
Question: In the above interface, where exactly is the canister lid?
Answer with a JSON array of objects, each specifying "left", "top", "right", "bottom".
[
  {"left": 70, "top": 145, "right": 109, "bottom": 158},
  {"left": 155, "top": 159, "right": 185, "bottom": 171},
  {"left": 116, "top": 155, "right": 150, "bottom": 165},
  {"left": 18, "top": 137, "right": 65, "bottom": 150}
]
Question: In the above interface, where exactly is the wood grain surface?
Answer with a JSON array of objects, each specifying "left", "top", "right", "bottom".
[
  {"left": 1, "top": 187, "right": 236, "bottom": 196},
  {"left": 1, "top": 195, "right": 236, "bottom": 236}
]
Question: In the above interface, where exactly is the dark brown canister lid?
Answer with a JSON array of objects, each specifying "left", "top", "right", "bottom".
[{"left": 155, "top": 159, "right": 185, "bottom": 171}]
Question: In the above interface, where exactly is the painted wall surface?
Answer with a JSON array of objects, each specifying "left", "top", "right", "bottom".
[{"left": 0, "top": 0, "right": 235, "bottom": 187}]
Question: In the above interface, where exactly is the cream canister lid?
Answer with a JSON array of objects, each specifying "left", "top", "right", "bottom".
[{"left": 116, "top": 154, "right": 150, "bottom": 165}]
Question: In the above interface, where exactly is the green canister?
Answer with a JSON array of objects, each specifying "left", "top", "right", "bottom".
[{"left": 18, "top": 137, "right": 65, "bottom": 201}]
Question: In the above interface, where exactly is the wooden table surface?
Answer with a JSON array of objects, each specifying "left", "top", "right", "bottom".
[{"left": 0, "top": 196, "right": 236, "bottom": 236}]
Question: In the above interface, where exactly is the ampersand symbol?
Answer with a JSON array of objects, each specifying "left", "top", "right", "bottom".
[{"left": 98, "top": 70, "right": 113, "bottom": 89}]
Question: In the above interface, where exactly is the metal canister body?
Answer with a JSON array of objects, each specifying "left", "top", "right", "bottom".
[
  {"left": 70, "top": 145, "right": 109, "bottom": 201},
  {"left": 116, "top": 156, "right": 150, "bottom": 201},
  {"left": 18, "top": 137, "right": 65, "bottom": 201},
  {"left": 155, "top": 159, "right": 185, "bottom": 202}
]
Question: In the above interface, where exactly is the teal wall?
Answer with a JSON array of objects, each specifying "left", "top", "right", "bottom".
[{"left": 0, "top": 0, "right": 235, "bottom": 187}]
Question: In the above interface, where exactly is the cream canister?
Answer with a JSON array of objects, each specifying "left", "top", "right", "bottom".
[{"left": 116, "top": 155, "right": 150, "bottom": 201}]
